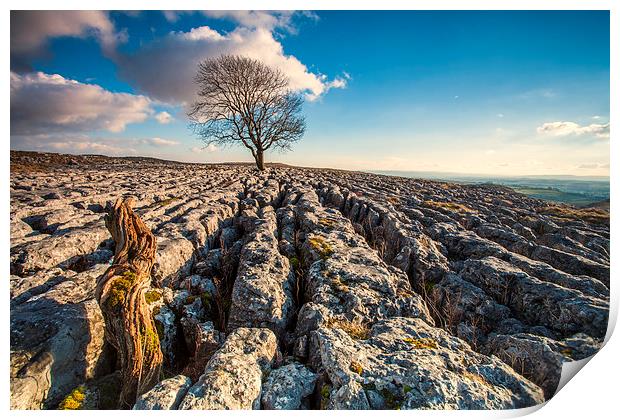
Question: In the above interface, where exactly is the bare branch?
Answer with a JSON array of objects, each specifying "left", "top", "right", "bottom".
[{"left": 187, "top": 55, "right": 306, "bottom": 170}]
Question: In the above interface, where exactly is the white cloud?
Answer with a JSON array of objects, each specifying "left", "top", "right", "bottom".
[
  {"left": 11, "top": 71, "right": 153, "bottom": 136},
  {"left": 155, "top": 111, "right": 173, "bottom": 124},
  {"left": 116, "top": 25, "right": 345, "bottom": 104},
  {"left": 11, "top": 133, "right": 138, "bottom": 155},
  {"left": 494, "top": 127, "right": 516, "bottom": 137},
  {"left": 121, "top": 11, "right": 142, "bottom": 18},
  {"left": 11, "top": 11, "right": 122, "bottom": 69},
  {"left": 140, "top": 137, "right": 179, "bottom": 147},
  {"left": 202, "top": 11, "right": 295, "bottom": 31},
  {"left": 540, "top": 89, "right": 555, "bottom": 98},
  {"left": 537, "top": 121, "right": 610, "bottom": 139},
  {"left": 162, "top": 10, "right": 315, "bottom": 33},
  {"left": 190, "top": 144, "right": 218, "bottom": 153},
  {"left": 518, "top": 88, "right": 556, "bottom": 100},
  {"left": 497, "top": 113, "right": 504, "bottom": 118},
  {"left": 12, "top": 133, "right": 181, "bottom": 154},
  {"left": 325, "top": 77, "right": 348, "bottom": 90},
  {"left": 45, "top": 140, "right": 134, "bottom": 155},
  {"left": 577, "top": 162, "right": 609, "bottom": 169},
  {"left": 162, "top": 11, "right": 181, "bottom": 22}
]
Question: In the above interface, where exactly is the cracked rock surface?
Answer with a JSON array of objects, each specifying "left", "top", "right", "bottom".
[{"left": 10, "top": 151, "right": 609, "bottom": 409}]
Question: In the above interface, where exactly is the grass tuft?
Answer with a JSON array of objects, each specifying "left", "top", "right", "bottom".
[
  {"left": 320, "top": 384, "right": 332, "bottom": 409},
  {"left": 151, "top": 197, "right": 179, "bottom": 209},
  {"left": 423, "top": 200, "right": 475, "bottom": 214},
  {"left": 289, "top": 256, "right": 300, "bottom": 270},
  {"left": 538, "top": 205, "right": 609, "bottom": 226},
  {"left": 403, "top": 337, "right": 438, "bottom": 349},
  {"left": 462, "top": 370, "right": 490, "bottom": 386},
  {"left": 58, "top": 386, "right": 86, "bottom": 410},
  {"left": 308, "top": 235, "right": 334, "bottom": 259},
  {"left": 329, "top": 319, "right": 370, "bottom": 340},
  {"left": 350, "top": 361, "right": 364, "bottom": 375}
]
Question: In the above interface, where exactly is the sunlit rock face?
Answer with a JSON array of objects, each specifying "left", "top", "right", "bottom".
[{"left": 10, "top": 151, "right": 608, "bottom": 409}]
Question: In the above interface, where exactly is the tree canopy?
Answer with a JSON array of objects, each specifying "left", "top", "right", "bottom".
[{"left": 188, "top": 55, "right": 306, "bottom": 170}]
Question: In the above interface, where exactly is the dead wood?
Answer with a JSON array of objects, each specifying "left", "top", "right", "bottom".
[{"left": 95, "top": 197, "right": 163, "bottom": 408}]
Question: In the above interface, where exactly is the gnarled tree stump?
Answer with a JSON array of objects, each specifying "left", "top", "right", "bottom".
[{"left": 96, "top": 197, "right": 162, "bottom": 408}]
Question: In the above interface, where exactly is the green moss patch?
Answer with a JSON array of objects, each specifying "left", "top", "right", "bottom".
[
  {"left": 108, "top": 271, "right": 137, "bottom": 308},
  {"left": 145, "top": 289, "right": 162, "bottom": 304}
]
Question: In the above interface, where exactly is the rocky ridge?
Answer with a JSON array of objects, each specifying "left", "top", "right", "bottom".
[{"left": 10, "top": 151, "right": 609, "bottom": 409}]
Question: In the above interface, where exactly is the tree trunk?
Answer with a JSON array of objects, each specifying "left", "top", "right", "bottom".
[
  {"left": 95, "top": 198, "right": 163, "bottom": 408},
  {"left": 255, "top": 149, "right": 265, "bottom": 171}
]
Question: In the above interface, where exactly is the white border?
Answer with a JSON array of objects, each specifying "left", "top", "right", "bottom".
[{"left": 2, "top": 1, "right": 617, "bottom": 418}]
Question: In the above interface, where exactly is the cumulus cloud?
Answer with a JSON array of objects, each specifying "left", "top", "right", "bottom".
[
  {"left": 202, "top": 11, "right": 297, "bottom": 32},
  {"left": 325, "top": 75, "right": 348, "bottom": 90},
  {"left": 155, "top": 111, "right": 173, "bottom": 124},
  {"left": 11, "top": 71, "right": 153, "bottom": 136},
  {"left": 163, "top": 10, "right": 316, "bottom": 33},
  {"left": 116, "top": 24, "right": 346, "bottom": 104},
  {"left": 537, "top": 121, "right": 610, "bottom": 139},
  {"left": 11, "top": 11, "right": 122, "bottom": 69}
]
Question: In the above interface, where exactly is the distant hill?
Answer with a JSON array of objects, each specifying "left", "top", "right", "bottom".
[{"left": 583, "top": 199, "right": 610, "bottom": 210}]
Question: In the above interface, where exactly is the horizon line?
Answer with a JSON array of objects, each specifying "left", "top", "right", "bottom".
[{"left": 10, "top": 149, "right": 610, "bottom": 180}]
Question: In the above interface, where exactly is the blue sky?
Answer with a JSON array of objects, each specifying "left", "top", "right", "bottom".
[{"left": 10, "top": 10, "right": 610, "bottom": 175}]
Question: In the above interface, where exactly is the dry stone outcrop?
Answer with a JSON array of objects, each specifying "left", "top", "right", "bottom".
[{"left": 9, "top": 151, "right": 609, "bottom": 409}]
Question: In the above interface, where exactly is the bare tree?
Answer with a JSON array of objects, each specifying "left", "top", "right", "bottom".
[{"left": 188, "top": 55, "right": 306, "bottom": 170}]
